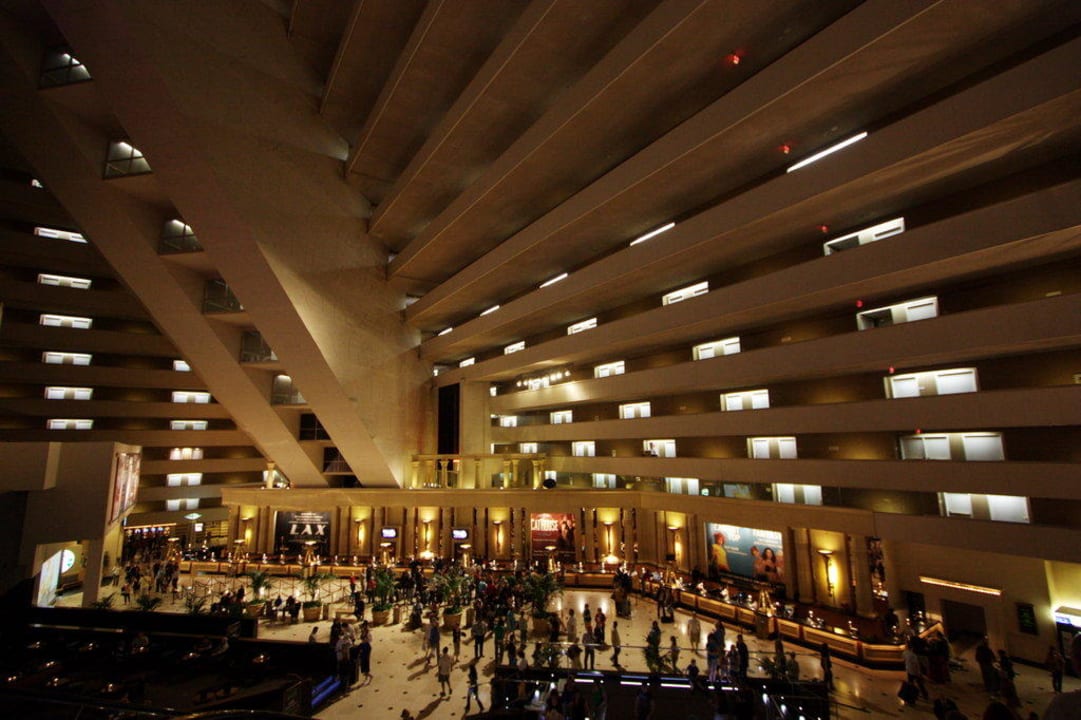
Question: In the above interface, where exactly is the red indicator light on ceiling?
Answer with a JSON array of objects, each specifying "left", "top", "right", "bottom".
[
  {"left": 855, "top": 299, "right": 863, "bottom": 308},
  {"left": 914, "top": 428, "right": 922, "bottom": 435},
  {"left": 818, "top": 224, "right": 830, "bottom": 234},
  {"left": 779, "top": 143, "right": 792, "bottom": 155},
  {"left": 888, "top": 366, "right": 895, "bottom": 374},
  {"left": 725, "top": 52, "right": 742, "bottom": 66}
]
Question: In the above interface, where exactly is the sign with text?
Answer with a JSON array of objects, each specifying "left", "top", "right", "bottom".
[
  {"left": 275, "top": 511, "right": 331, "bottom": 553},
  {"left": 530, "top": 512, "right": 576, "bottom": 563},
  {"left": 704, "top": 522, "right": 785, "bottom": 582}
]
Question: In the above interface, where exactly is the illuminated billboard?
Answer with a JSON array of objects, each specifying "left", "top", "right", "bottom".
[
  {"left": 704, "top": 522, "right": 784, "bottom": 582},
  {"left": 530, "top": 512, "right": 576, "bottom": 563}
]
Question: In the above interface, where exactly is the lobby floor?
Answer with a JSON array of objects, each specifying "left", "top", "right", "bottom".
[{"left": 60, "top": 581, "right": 1077, "bottom": 719}]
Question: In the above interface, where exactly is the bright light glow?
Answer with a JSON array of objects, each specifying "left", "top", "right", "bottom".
[
  {"left": 47, "top": 418, "right": 93, "bottom": 430},
  {"left": 504, "top": 341, "right": 525, "bottom": 355},
  {"left": 629, "top": 221, "right": 675, "bottom": 246},
  {"left": 173, "top": 359, "right": 192, "bottom": 372},
  {"left": 539, "top": 272, "right": 568, "bottom": 289},
  {"left": 919, "top": 575, "right": 1002, "bottom": 596},
  {"left": 437, "top": 327, "right": 453, "bottom": 336},
  {"left": 38, "top": 273, "right": 92, "bottom": 289},
  {"left": 567, "top": 317, "right": 598, "bottom": 335},
  {"left": 459, "top": 357, "right": 475, "bottom": 368},
  {"left": 34, "top": 226, "right": 86, "bottom": 243},
  {"left": 170, "top": 420, "right": 208, "bottom": 431},
  {"left": 786, "top": 131, "right": 868, "bottom": 173},
  {"left": 40, "top": 313, "right": 92, "bottom": 329},
  {"left": 479, "top": 305, "right": 500, "bottom": 317},
  {"left": 45, "top": 386, "right": 93, "bottom": 400},
  {"left": 43, "top": 351, "right": 92, "bottom": 366}
]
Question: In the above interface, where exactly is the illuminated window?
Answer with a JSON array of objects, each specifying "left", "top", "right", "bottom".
[
  {"left": 885, "top": 368, "right": 977, "bottom": 398},
  {"left": 166, "top": 473, "right": 203, "bottom": 487},
  {"left": 774, "top": 484, "right": 822, "bottom": 505},
  {"left": 168, "top": 447, "right": 204, "bottom": 460},
  {"left": 504, "top": 341, "right": 526, "bottom": 355},
  {"left": 721, "top": 389, "right": 770, "bottom": 411},
  {"left": 519, "top": 442, "right": 538, "bottom": 454},
  {"left": 173, "top": 359, "right": 192, "bottom": 372},
  {"left": 662, "top": 281, "right": 708, "bottom": 306},
  {"left": 567, "top": 318, "right": 597, "bottom": 335},
  {"left": 572, "top": 441, "right": 595, "bottom": 457},
  {"left": 593, "top": 361, "right": 625, "bottom": 378},
  {"left": 44, "top": 386, "right": 93, "bottom": 400},
  {"left": 159, "top": 219, "right": 201, "bottom": 253},
  {"left": 47, "top": 418, "right": 93, "bottom": 430},
  {"left": 170, "top": 420, "right": 208, "bottom": 431},
  {"left": 593, "top": 473, "right": 617, "bottom": 489},
  {"left": 619, "top": 401, "right": 651, "bottom": 419},
  {"left": 498, "top": 415, "right": 517, "bottom": 428},
  {"left": 941, "top": 493, "right": 1029, "bottom": 523},
  {"left": 550, "top": 410, "right": 572, "bottom": 424},
  {"left": 459, "top": 357, "right": 476, "bottom": 368},
  {"left": 643, "top": 439, "right": 676, "bottom": 458},
  {"left": 693, "top": 337, "right": 740, "bottom": 360},
  {"left": 857, "top": 296, "right": 938, "bottom": 330},
  {"left": 166, "top": 498, "right": 200, "bottom": 511},
  {"left": 900, "top": 432, "right": 1004, "bottom": 461},
  {"left": 824, "top": 216, "right": 904, "bottom": 255},
  {"left": 34, "top": 226, "right": 86, "bottom": 243},
  {"left": 749, "top": 436, "right": 797, "bottom": 459},
  {"left": 37, "top": 273, "right": 92, "bottom": 289},
  {"left": 40, "top": 313, "right": 92, "bottom": 329},
  {"left": 171, "top": 391, "right": 211, "bottom": 404},
  {"left": 104, "top": 140, "right": 152, "bottom": 178},
  {"left": 39, "top": 47, "right": 91, "bottom": 86},
  {"left": 42, "top": 351, "right": 91, "bottom": 366},
  {"left": 665, "top": 478, "right": 699, "bottom": 495}
]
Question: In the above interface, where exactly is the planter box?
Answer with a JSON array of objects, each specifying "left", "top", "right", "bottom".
[
  {"left": 372, "top": 608, "right": 391, "bottom": 626},
  {"left": 302, "top": 605, "right": 322, "bottom": 622}
]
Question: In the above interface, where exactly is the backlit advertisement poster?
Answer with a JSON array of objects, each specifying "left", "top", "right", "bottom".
[
  {"left": 275, "top": 511, "right": 332, "bottom": 554},
  {"left": 530, "top": 512, "right": 576, "bottom": 563},
  {"left": 705, "top": 522, "right": 784, "bottom": 582},
  {"left": 109, "top": 451, "right": 141, "bottom": 524}
]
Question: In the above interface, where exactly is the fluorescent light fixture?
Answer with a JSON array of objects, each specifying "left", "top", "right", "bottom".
[
  {"left": 786, "top": 131, "right": 868, "bottom": 173},
  {"left": 629, "top": 222, "right": 675, "bottom": 247},
  {"left": 539, "top": 272, "right": 568, "bottom": 289},
  {"left": 459, "top": 357, "right": 475, "bottom": 368},
  {"left": 479, "top": 304, "right": 500, "bottom": 317},
  {"left": 919, "top": 575, "right": 1001, "bottom": 596},
  {"left": 437, "top": 327, "right": 453, "bottom": 336}
]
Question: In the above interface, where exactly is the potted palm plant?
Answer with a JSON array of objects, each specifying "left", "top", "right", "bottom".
[
  {"left": 370, "top": 567, "right": 398, "bottom": 625},
  {"left": 522, "top": 572, "right": 562, "bottom": 636},
  {"left": 246, "top": 569, "right": 272, "bottom": 618},
  {"left": 430, "top": 568, "right": 471, "bottom": 629},
  {"left": 301, "top": 572, "right": 333, "bottom": 622}
]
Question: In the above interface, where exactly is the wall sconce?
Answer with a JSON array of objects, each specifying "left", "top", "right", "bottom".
[
  {"left": 420, "top": 519, "right": 434, "bottom": 560},
  {"left": 354, "top": 518, "right": 366, "bottom": 545},
  {"left": 818, "top": 549, "right": 836, "bottom": 597},
  {"left": 667, "top": 525, "right": 682, "bottom": 564},
  {"left": 493, "top": 520, "right": 504, "bottom": 554}
]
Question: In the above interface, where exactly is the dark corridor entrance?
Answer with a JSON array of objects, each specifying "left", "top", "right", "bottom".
[{"left": 942, "top": 599, "right": 988, "bottom": 643}]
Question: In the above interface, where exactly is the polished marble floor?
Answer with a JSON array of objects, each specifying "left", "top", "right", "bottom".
[{"left": 60, "top": 580, "right": 1077, "bottom": 719}]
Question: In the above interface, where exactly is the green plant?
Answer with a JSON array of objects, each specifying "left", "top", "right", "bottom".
[
  {"left": 430, "top": 568, "right": 470, "bottom": 613},
  {"left": 300, "top": 571, "right": 334, "bottom": 608},
  {"left": 371, "top": 567, "right": 397, "bottom": 612},
  {"left": 134, "top": 593, "right": 163, "bottom": 612},
  {"left": 522, "top": 572, "right": 563, "bottom": 618},
  {"left": 185, "top": 595, "right": 208, "bottom": 615},
  {"left": 246, "top": 569, "right": 272, "bottom": 603},
  {"left": 90, "top": 594, "right": 116, "bottom": 610}
]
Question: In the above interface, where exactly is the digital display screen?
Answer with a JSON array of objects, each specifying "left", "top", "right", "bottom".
[
  {"left": 451, "top": 528, "right": 469, "bottom": 541},
  {"left": 380, "top": 527, "right": 399, "bottom": 539}
]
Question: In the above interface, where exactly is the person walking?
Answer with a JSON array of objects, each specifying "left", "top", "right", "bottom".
[
  {"left": 425, "top": 618, "right": 441, "bottom": 663},
  {"left": 1046, "top": 645, "right": 1065, "bottom": 694},
  {"left": 976, "top": 638, "right": 999, "bottom": 693},
  {"left": 473, "top": 616, "right": 488, "bottom": 658},
  {"left": 494, "top": 617, "right": 507, "bottom": 664},
  {"left": 358, "top": 632, "right": 372, "bottom": 682},
  {"left": 687, "top": 612, "right": 702, "bottom": 655},
  {"left": 736, "top": 634, "right": 749, "bottom": 680},
  {"left": 583, "top": 630, "right": 596, "bottom": 670},
  {"left": 610, "top": 620, "right": 622, "bottom": 667},
  {"left": 669, "top": 636, "right": 681, "bottom": 674},
  {"left": 820, "top": 642, "right": 834, "bottom": 690},
  {"left": 589, "top": 678, "right": 607, "bottom": 720},
  {"left": 437, "top": 646, "right": 454, "bottom": 697},
  {"left": 465, "top": 659, "right": 484, "bottom": 713},
  {"left": 452, "top": 625, "right": 462, "bottom": 659}
]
